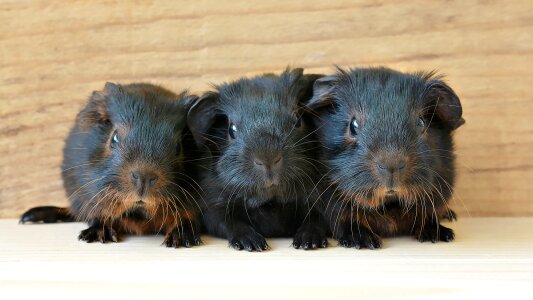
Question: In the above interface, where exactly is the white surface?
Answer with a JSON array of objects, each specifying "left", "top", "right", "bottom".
[{"left": 0, "top": 218, "right": 532, "bottom": 299}]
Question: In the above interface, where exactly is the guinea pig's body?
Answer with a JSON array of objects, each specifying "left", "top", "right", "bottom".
[
  {"left": 308, "top": 67, "right": 464, "bottom": 249},
  {"left": 20, "top": 83, "right": 202, "bottom": 248},
  {"left": 188, "top": 68, "right": 328, "bottom": 251}
]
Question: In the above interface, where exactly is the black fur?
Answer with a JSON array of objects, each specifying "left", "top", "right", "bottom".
[
  {"left": 20, "top": 83, "right": 203, "bottom": 248},
  {"left": 307, "top": 67, "right": 464, "bottom": 249},
  {"left": 188, "top": 68, "right": 328, "bottom": 251}
]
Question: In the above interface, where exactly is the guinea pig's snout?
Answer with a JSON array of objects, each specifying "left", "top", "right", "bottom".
[
  {"left": 130, "top": 169, "right": 159, "bottom": 198},
  {"left": 375, "top": 155, "right": 409, "bottom": 190},
  {"left": 253, "top": 153, "right": 283, "bottom": 188}
]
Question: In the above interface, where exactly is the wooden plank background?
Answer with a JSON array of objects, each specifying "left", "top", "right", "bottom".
[{"left": 0, "top": 0, "right": 532, "bottom": 218}]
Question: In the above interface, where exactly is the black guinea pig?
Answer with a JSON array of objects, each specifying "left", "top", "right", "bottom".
[
  {"left": 187, "top": 68, "right": 328, "bottom": 251},
  {"left": 307, "top": 67, "right": 464, "bottom": 249},
  {"left": 20, "top": 83, "right": 203, "bottom": 248}
]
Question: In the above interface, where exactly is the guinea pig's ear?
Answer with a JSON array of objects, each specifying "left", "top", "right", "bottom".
[
  {"left": 103, "top": 82, "right": 122, "bottom": 95},
  {"left": 177, "top": 93, "right": 199, "bottom": 113},
  {"left": 424, "top": 80, "right": 465, "bottom": 130},
  {"left": 305, "top": 75, "right": 337, "bottom": 110},
  {"left": 288, "top": 67, "right": 304, "bottom": 78},
  {"left": 187, "top": 92, "right": 219, "bottom": 147},
  {"left": 77, "top": 82, "right": 119, "bottom": 130},
  {"left": 281, "top": 67, "right": 305, "bottom": 85},
  {"left": 292, "top": 73, "right": 324, "bottom": 105}
]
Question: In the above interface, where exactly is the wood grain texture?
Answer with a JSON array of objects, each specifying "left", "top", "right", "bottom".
[
  {"left": 0, "top": 218, "right": 532, "bottom": 298},
  {"left": 0, "top": 0, "right": 532, "bottom": 218}
]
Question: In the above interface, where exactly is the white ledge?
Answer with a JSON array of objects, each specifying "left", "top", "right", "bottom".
[{"left": 0, "top": 217, "right": 532, "bottom": 299}]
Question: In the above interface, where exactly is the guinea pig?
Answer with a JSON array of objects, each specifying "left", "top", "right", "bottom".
[
  {"left": 187, "top": 68, "right": 328, "bottom": 251},
  {"left": 20, "top": 83, "right": 203, "bottom": 248},
  {"left": 306, "top": 67, "right": 464, "bottom": 249}
]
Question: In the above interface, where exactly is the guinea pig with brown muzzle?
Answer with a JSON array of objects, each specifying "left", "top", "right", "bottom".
[
  {"left": 306, "top": 67, "right": 464, "bottom": 249},
  {"left": 20, "top": 83, "right": 203, "bottom": 248},
  {"left": 187, "top": 68, "right": 329, "bottom": 251}
]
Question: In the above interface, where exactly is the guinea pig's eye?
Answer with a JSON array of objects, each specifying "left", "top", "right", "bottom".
[
  {"left": 349, "top": 118, "right": 359, "bottom": 136},
  {"left": 110, "top": 131, "right": 120, "bottom": 147},
  {"left": 417, "top": 117, "right": 425, "bottom": 128},
  {"left": 228, "top": 123, "right": 237, "bottom": 139}
]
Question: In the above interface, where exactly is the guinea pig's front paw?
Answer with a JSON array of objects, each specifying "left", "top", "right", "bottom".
[
  {"left": 293, "top": 224, "right": 328, "bottom": 250},
  {"left": 19, "top": 207, "right": 55, "bottom": 224},
  {"left": 337, "top": 226, "right": 382, "bottom": 250},
  {"left": 417, "top": 223, "right": 455, "bottom": 243},
  {"left": 78, "top": 225, "right": 118, "bottom": 243},
  {"left": 164, "top": 226, "right": 202, "bottom": 248},
  {"left": 229, "top": 227, "right": 268, "bottom": 252}
]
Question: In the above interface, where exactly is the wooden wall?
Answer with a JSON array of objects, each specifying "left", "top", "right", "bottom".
[{"left": 1, "top": 0, "right": 532, "bottom": 218}]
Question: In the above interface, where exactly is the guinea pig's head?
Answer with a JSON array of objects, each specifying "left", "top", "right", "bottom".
[
  {"left": 76, "top": 82, "right": 197, "bottom": 217},
  {"left": 188, "top": 68, "right": 320, "bottom": 206},
  {"left": 307, "top": 67, "right": 464, "bottom": 209}
]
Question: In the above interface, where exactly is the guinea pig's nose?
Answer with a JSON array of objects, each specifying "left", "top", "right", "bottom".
[
  {"left": 253, "top": 153, "right": 283, "bottom": 170},
  {"left": 376, "top": 156, "right": 408, "bottom": 189},
  {"left": 376, "top": 157, "right": 407, "bottom": 190},
  {"left": 131, "top": 170, "right": 158, "bottom": 197}
]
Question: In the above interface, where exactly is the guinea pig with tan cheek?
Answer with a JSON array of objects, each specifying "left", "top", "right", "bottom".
[
  {"left": 20, "top": 83, "right": 203, "bottom": 248},
  {"left": 307, "top": 67, "right": 465, "bottom": 249},
  {"left": 188, "top": 68, "right": 329, "bottom": 251}
]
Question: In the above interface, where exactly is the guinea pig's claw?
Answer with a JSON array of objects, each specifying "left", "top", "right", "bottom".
[
  {"left": 292, "top": 224, "right": 328, "bottom": 250},
  {"left": 337, "top": 226, "right": 382, "bottom": 250},
  {"left": 194, "top": 236, "right": 202, "bottom": 246},
  {"left": 292, "top": 240, "right": 301, "bottom": 249},
  {"left": 442, "top": 230, "right": 455, "bottom": 242},
  {"left": 231, "top": 242, "right": 244, "bottom": 250},
  {"left": 353, "top": 241, "right": 361, "bottom": 249},
  {"left": 19, "top": 211, "right": 40, "bottom": 224},
  {"left": 163, "top": 227, "right": 201, "bottom": 249},
  {"left": 339, "top": 239, "right": 353, "bottom": 248},
  {"left": 229, "top": 229, "right": 268, "bottom": 252},
  {"left": 164, "top": 230, "right": 182, "bottom": 248},
  {"left": 19, "top": 216, "right": 30, "bottom": 224}
]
